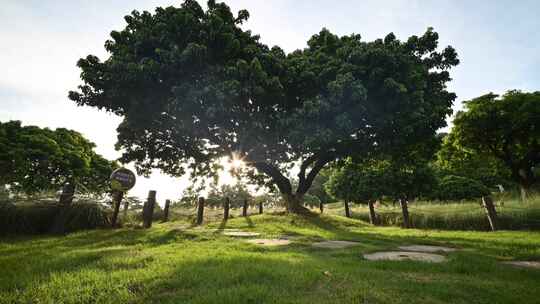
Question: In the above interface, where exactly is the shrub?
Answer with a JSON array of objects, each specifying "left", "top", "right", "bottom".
[
  {"left": 434, "top": 175, "right": 490, "bottom": 201},
  {"left": 0, "top": 200, "right": 110, "bottom": 235}
]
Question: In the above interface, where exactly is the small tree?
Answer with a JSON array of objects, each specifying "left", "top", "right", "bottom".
[
  {"left": 452, "top": 90, "right": 540, "bottom": 200},
  {"left": 326, "top": 158, "right": 436, "bottom": 224},
  {"left": 325, "top": 159, "right": 386, "bottom": 221},
  {"left": 433, "top": 175, "right": 490, "bottom": 201}
]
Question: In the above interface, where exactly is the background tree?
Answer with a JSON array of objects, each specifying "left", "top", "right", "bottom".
[
  {"left": 69, "top": 0, "right": 458, "bottom": 212},
  {"left": 432, "top": 175, "right": 490, "bottom": 201},
  {"left": 435, "top": 132, "right": 513, "bottom": 189},
  {"left": 0, "top": 120, "right": 117, "bottom": 195},
  {"left": 206, "top": 181, "right": 252, "bottom": 208},
  {"left": 451, "top": 90, "right": 540, "bottom": 200},
  {"left": 326, "top": 157, "right": 436, "bottom": 223},
  {"left": 325, "top": 158, "right": 385, "bottom": 221}
]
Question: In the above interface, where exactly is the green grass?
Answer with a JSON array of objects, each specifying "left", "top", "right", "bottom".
[{"left": 1, "top": 213, "right": 540, "bottom": 303}]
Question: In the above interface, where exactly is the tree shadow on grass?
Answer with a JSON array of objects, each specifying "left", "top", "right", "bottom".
[{"left": 129, "top": 249, "right": 540, "bottom": 304}]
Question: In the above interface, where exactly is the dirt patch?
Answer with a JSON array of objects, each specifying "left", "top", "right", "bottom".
[
  {"left": 312, "top": 240, "right": 361, "bottom": 249},
  {"left": 398, "top": 245, "right": 457, "bottom": 253},
  {"left": 223, "top": 231, "right": 261, "bottom": 237},
  {"left": 246, "top": 239, "right": 291, "bottom": 246},
  {"left": 363, "top": 251, "right": 446, "bottom": 263},
  {"left": 502, "top": 261, "right": 540, "bottom": 269}
]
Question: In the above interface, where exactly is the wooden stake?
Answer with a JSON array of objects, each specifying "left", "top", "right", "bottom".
[
  {"left": 163, "top": 199, "right": 171, "bottom": 222},
  {"left": 196, "top": 197, "right": 205, "bottom": 225},
  {"left": 344, "top": 200, "right": 351, "bottom": 218},
  {"left": 482, "top": 196, "right": 498, "bottom": 231},
  {"left": 368, "top": 200, "right": 378, "bottom": 225},
  {"left": 224, "top": 197, "right": 230, "bottom": 220},
  {"left": 259, "top": 201, "right": 263, "bottom": 214},
  {"left": 242, "top": 199, "right": 248, "bottom": 217},
  {"left": 142, "top": 190, "right": 156, "bottom": 229},
  {"left": 319, "top": 202, "right": 324, "bottom": 214}
]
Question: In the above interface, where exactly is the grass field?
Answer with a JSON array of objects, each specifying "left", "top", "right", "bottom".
[
  {"left": 325, "top": 195, "right": 540, "bottom": 231},
  {"left": 1, "top": 213, "right": 540, "bottom": 303}
]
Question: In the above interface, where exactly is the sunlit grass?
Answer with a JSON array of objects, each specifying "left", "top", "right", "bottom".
[{"left": 1, "top": 213, "right": 540, "bottom": 303}]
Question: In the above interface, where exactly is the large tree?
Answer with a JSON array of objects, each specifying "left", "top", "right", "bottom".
[
  {"left": 0, "top": 120, "right": 117, "bottom": 195},
  {"left": 69, "top": 0, "right": 458, "bottom": 212},
  {"left": 452, "top": 90, "right": 540, "bottom": 200}
]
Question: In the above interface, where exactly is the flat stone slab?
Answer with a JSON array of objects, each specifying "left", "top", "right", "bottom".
[
  {"left": 363, "top": 251, "right": 446, "bottom": 263},
  {"left": 312, "top": 240, "right": 361, "bottom": 249},
  {"left": 223, "top": 231, "right": 261, "bottom": 237},
  {"left": 398, "top": 245, "right": 457, "bottom": 253},
  {"left": 502, "top": 261, "right": 540, "bottom": 269},
  {"left": 246, "top": 239, "right": 291, "bottom": 246}
]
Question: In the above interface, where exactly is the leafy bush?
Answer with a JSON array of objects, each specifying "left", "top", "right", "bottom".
[
  {"left": 433, "top": 175, "right": 490, "bottom": 201},
  {"left": 0, "top": 200, "right": 110, "bottom": 235}
]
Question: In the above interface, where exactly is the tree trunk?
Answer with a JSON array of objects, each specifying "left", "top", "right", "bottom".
[
  {"left": 163, "top": 199, "right": 171, "bottom": 222},
  {"left": 400, "top": 198, "right": 410, "bottom": 228},
  {"left": 344, "top": 200, "right": 351, "bottom": 218},
  {"left": 224, "top": 197, "right": 230, "bottom": 220},
  {"left": 259, "top": 201, "right": 263, "bottom": 214},
  {"left": 111, "top": 191, "right": 124, "bottom": 228},
  {"left": 368, "top": 200, "right": 377, "bottom": 225},
  {"left": 59, "top": 183, "right": 75, "bottom": 205},
  {"left": 122, "top": 200, "right": 129, "bottom": 220},
  {"left": 283, "top": 193, "right": 310, "bottom": 214},
  {"left": 319, "top": 202, "right": 324, "bottom": 214},
  {"left": 242, "top": 199, "right": 248, "bottom": 217},
  {"left": 196, "top": 197, "right": 205, "bottom": 225}
]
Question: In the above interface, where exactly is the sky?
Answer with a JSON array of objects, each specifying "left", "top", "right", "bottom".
[{"left": 1, "top": 0, "right": 539, "bottom": 202}]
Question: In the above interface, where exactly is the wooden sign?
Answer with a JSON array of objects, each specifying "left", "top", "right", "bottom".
[{"left": 110, "top": 168, "right": 136, "bottom": 192}]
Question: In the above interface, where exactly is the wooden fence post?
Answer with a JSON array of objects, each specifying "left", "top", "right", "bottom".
[
  {"left": 163, "top": 199, "right": 171, "bottom": 222},
  {"left": 224, "top": 197, "right": 230, "bottom": 220},
  {"left": 319, "top": 202, "right": 324, "bottom": 214},
  {"left": 142, "top": 190, "right": 156, "bottom": 228},
  {"left": 400, "top": 199, "right": 410, "bottom": 228},
  {"left": 259, "top": 202, "right": 263, "bottom": 214},
  {"left": 59, "top": 183, "right": 75, "bottom": 205},
  {"left": 368, "top": 200, "right": 378, "bottom": 225},
  {"left": 197, "top": 197, "right": 205, "bottom": 225},
  {"left": 482, "top": 196, "right": 498, "bottom": 231},
  {"left": 111, "top": 191, "right": 124, "bottom": 228},
  {"left": 344, "top": 200, "right": 351, "bottom": 218},
  {"left": 242, "top": 199, "right": 248, "bottom": 217}
]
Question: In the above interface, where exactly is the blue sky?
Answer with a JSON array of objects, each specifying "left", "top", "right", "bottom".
[{"left": 1, "top": 0, "right": 539, "bottom": 200}]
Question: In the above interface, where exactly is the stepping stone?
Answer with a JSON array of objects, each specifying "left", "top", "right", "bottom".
[
  {"left": 502, "top": 261, "right": 540, "bottom": 269},
  {"left": 246, "top": 239, "right": 291, "bottom": 246},
  {"left": 363, "top": 251, "right": 446, "bottom": 263},
  {"left": 398, "top": 245, "right": 457, "bottom": 253},
  {"left": 312, "top": 240, "right": 361, "bottom": 249},
  {"left": 223, "top": 231, "right": 261, "bottom": 237}
]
